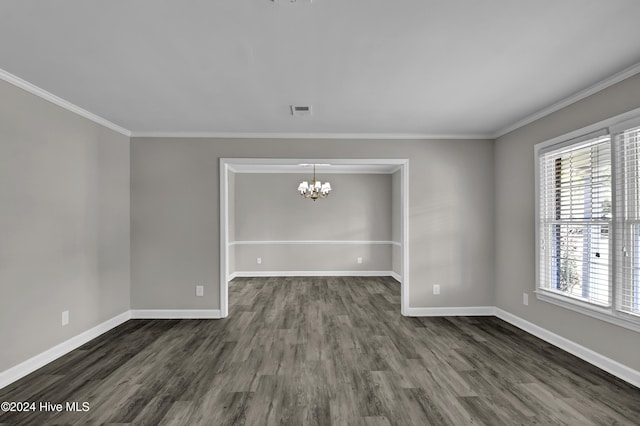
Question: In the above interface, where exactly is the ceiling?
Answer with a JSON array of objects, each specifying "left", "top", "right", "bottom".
[{"left": 1, "top": 0, "right": 640, "bottom": 138}]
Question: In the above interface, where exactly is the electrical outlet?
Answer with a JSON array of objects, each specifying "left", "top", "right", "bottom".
[
  {"left": 257, "top": 257, "right": 262, "bottom": 264},
  {"left": 196, "top": 285, "right": 204, "bottom": 297},
  {"left": 62, "top": 310, "right": 69, "bottom": 326},
  {"left": 357, "top": 257, "right": 363, "bottom": 264},
  {"left": 523, "top": 293, "right": 529, "bottom": 306},
  {"left": 433, "top": 284, "right": 440, "bottom": 295}
]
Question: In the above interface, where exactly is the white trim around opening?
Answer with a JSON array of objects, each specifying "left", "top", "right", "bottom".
[{"left": 219, "top": 158, "right": 410, "bottom": 318}]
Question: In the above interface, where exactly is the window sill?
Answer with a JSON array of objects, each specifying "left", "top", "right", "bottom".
[{"left": 535, "top": 290, "right": 640, "bottom": 334}]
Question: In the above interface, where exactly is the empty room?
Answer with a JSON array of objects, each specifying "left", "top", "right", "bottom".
[{"left": 2, "top": 1, "right": 640, "bottom": 425}]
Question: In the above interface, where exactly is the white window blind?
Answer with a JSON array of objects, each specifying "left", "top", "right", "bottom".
[
  {"left": 538, "top": 133, "right": 612, "bottom": 306},
  {"left": 615, "top": 124, "right": 640, "bottom": 316}
]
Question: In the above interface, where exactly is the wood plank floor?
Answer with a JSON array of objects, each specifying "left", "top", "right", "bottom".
[{"left": 1, "top": 276, "right": 640, "bottom": 425}]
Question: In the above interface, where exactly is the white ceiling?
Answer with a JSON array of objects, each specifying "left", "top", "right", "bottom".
[{"left": 1, "top": 0, "right": 640, "bottom": 138}]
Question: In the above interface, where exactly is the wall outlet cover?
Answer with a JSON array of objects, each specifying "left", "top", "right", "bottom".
[
  {"left": 196, "top": 285, "right": 204, "bottom": 297},
  {"left": 62, "top": 310, "right": 69, "bottom": 326},
  {"left": 433, "top": 284, "right": 440, "bottom": 295}
]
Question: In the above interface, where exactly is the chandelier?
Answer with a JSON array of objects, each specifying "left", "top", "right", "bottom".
[{"left": 297, "top": 164, "right": 332, "bottom": 201}]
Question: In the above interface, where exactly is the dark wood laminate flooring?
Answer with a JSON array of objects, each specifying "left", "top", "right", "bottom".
[{"left": 1, "top": 276, "right": 640, "bottom": 425}]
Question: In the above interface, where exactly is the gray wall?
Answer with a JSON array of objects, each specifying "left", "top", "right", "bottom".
[
  {"left": 129, "top": 140, "right": 219, "bottom": 310},
  {"left": 235, "top": 173, "right": 392, "bottom": 241},
  {"left": 0, "top": 80, "right": 130, "bottom": 372},
  {"left": 494, "top": 72, "right": 640, "bottom": 371},
  {"left": 233, "top": 244, "right": 392, "bottom": 272},
  {"left": 130, "top": 137, "right": 495, "bottom": 309},
  {"left": 232, "top": 172, "right": 393, "bottom": 273}
]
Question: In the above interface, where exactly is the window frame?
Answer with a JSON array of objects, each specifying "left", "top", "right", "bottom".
[{"left": 534, "top": 107, "right": 640, "bottom": 334}]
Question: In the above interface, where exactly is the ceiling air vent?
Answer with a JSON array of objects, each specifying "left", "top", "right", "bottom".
[{"left": 290, "top": 105, "right": 312, "bottom": 116}]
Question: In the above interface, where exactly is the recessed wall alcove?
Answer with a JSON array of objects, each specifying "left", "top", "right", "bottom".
[{"left": 219, "top": 158, "right": 409, "bottom": 317}]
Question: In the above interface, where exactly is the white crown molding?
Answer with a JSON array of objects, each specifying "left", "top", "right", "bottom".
[
  {"left": 130, "top": 309, "right": 222, "bottom": 319},
  {"left": 495, "top": 308, "right": 640, "bottom": 389},
  {"left": 129, "top": 60, "right": 640, "bottom": 141},
  {"left": 0, "top": 311, "right": 131, "bottom": 390},
  {"left": 130, "top": 131, "right": 492, "bottom": 140},
  {"left": 0, "top": 68, "right": 131, "bottom": 137},
  {"left": 405, "top": 306, "right": 496, "bottom": 316},
  {"left": 230, "top": 240, "right": 401, "bottom": 246},
  {"left": 4, "top": 61, "right": 640, "bottom": 141},
  {"left": 494, "top": 61, "right": 640, "bottom": 139}
]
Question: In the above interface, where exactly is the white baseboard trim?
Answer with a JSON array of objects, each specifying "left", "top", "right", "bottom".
[
  {"left": 228, "top": 272, "right": 238, "bottom": 281},
  {"left": 0, "top": 311, "right": 131, "bottom": 390},
  {"left": 0, "top": 308, "right": 224, "bottom": 389},
  {"left": 3, "top": 305, "right": 638, "bottom": 392},
  {"left": 231, "top": 270, "right": 396, "bottom": 278},
  {"left": 229, "top": 240, "right": 401, "bottom": 246},
  {"left": 405, "top": 306, "right": 496, "bottom": 316},
  {"left": 390, "top": 271, "right": 402, "bottom": 282},
  {"left": 495, "top": 308, "right": 640, "bottom": 389},
  {"left": 130, "top": 309, "right": 222, "bottom": 319}
]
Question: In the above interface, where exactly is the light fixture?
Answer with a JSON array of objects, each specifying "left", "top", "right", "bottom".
[{"left": 297, "top": 164, "right": 331, "bottom": 201}]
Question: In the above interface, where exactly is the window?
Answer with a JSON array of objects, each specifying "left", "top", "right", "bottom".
[
  {"left": 538, "top": 132, "right": 612, "bottom": 306},
  {"left": 615, "top": 123, "right": 640, "bottom": 317},
  {"left": 535, "top": 111, "right": 640, "bottom": 331}
]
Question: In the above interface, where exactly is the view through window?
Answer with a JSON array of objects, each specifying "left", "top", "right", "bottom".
[{"left": 540, "top": 135, "right": 612, "bottom": 306}]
